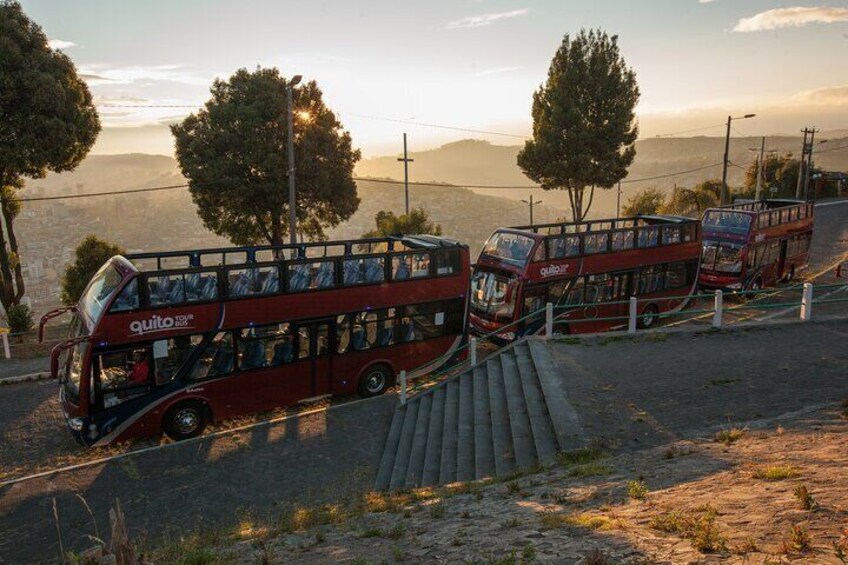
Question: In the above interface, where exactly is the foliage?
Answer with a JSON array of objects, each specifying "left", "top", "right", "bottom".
[
  {"left": 662, "top": 180, "right": 722, "bottom": 216},
  {"left": 361, "top": 207, "right": 442, "bottom": 238},
  {"left": 621, "top": 187, "right": 665, "bottom": 216},
  {"left": 61, "top": 235, "right": 125, "bottom": 305},
  {"left": 0, "top": 1, "right": 100, "bottom": 309},
  {"left": 742, "top": 154, "right": 805, "bottom": 199},
  {"left": 517, "top": 29, "right": 639, "bottom": 222},
  {"left": 627, "top": 479, "right": 649, "bottom": 500},
  {"left": 751, "top": 465, "right": 800, "bottom": 481},
  {"left": 4, "top": 302, "right": 33, "bottom": 333},
  {"left": 172, "top": 67, "right": 360, "bottom": 245}
]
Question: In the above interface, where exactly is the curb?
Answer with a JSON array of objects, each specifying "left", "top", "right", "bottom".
[{"left": 0, "top": 371, "right": 51, "bottom": 385}]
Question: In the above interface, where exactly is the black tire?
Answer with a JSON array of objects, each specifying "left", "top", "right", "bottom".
[
  {"left": 358, "top": 364, "right": 393, "bottom": 398},
  {"left": 163, "top": 400, "right": 208, "bottom": 441},
  {"left": 638, "top": 304, "right": 659, "bottom": 329}
]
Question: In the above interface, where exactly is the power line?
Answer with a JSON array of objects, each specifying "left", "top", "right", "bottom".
[{"left": 653, "top": 123, "right": 726, "bottom": 138}]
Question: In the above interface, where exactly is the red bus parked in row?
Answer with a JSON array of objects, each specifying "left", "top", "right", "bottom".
[
  {"left": 699, "top": 199, "right": 814, "bottom": 291},
  {"left": 41, "top": 236, "right": 469, "bottom": 446},
  {"left": 470, "top": 215, "right": 702, "bottom": 341}
]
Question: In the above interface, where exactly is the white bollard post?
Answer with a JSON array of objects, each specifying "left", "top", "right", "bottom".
[
  {"left": 545, "top": 302, "right": 554, "bottom": 337},
  {"left": 399, "top": 370, "right": 407, "bottom": 405},
  {"left": 800, "top": 282, "right": 813, "bottom": 321},
  {"left": 469, "top": 337, "right": 477, "bottom": 366},
  {"left": 628, "top": 296, "right": 638, "bottom": 334},
  {"left": 2, "top": 332, "right": 9, "bottom": 359},
  {"left": 713, "top": 290, "right": 723, "bottom": 328}
]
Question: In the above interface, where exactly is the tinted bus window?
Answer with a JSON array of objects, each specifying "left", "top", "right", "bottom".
[
  {"left": 482, "top": 232, "right": 536, "bottom": 266},
  {"left": 111, "top": 278, "right": 139, "bottom": 312},
  {"left": 82, "top": 264, "right": 124, "bottom": 320},
  {"left": 392, "top": 253, "right": 431, "bottom": 280},
  {"left": 611, "top": 230, "right": 634, "bottom": 251},
  {"left": 342, "top": 257, "right": 385, "bottom": 285},
  {"left": 548, "top": 235, "right": 580, "bottom": 258},
  {"left": 239, "top": 323, "right": 293, "bottom": 369},
  {"left": 435, "top": 249, "right": 460, "bottom": 276},
  {"left": 584, "top": 233, "right": 609, "bottom": 254},
  {"left": 98, "top": 348, "right": 151, "bottom": 407},
  {"left": 189, "top": 332, "right": 234, "bottom": 379}
]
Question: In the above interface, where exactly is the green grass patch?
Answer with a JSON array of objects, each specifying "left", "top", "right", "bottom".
[
  {"left": 556, "top": 447, "right": 607, "bottom": 467},
  {"left": 752, "top": 465, "right": 800, "bottom": 481},
  {"left": 714, "top": 427, "right": 746, "bottom": 446}
]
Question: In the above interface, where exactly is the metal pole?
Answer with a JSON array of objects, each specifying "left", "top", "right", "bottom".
[
  {"left": 755, "top": 136, "right": 765, "bottom": 201},
  {"left": 529, "top": 195, "right": 534, "bottom": 227},
  {"left": 616, "top": 181, "right": 621, "bottom": 219},
  {"left": 796, "top": 128, "right": 809, "bottom": 199},
  {"left": 545, "top": 302, "right": 554, "bottom": 337},
  {"left": 800, "top": 283, "right": 813, "bottom": 321},
  {"left": 628, "top": 296, "right": 637, "bottom": 334},
  {"left": 469, "top": 337, "right": 477, "bottom": 366},
  {"left": 286, "top": 84, "right": 297, "bottom": 245},
  {"left": 2, "top": 332, "right": 9, "bottom": 359},
  {"left": 803, "top": 129, "right": 816, "bottom": 201},
  {"left": 721, "top": 115, "right": 731, "bottom": 206},
  {"left": 397, "top": 133, "right": 414, "bottom": 215},
  {"left": 713, "top": 290, "right": 723, "bottom": 328},
  {"left": 399, "top": 370, "right": 407, "bottom": 405}
]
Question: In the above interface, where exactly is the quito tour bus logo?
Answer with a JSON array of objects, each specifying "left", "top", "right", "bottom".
[
  {"left": 129, "top": 314, "right": 195, "bottom": 336},
  {"left": 540, "top": 264, "right": 570, "bottom": 278}
]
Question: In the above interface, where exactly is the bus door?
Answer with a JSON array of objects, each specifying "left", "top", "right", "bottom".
[{"left": 301, "top": 318, "right": 334, "bottom": 398}]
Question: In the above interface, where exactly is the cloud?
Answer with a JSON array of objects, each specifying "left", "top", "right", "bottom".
[
  {"left": 699, "top": 0, "right": 717, "bottom": 3},
  {"left": 733, "top": 6, "right": 848, "bottom": 32},
  {"left": 474, "top": 66, "right": 521, "bottom": 77},
  {"left": 445, "top": 8, "right": 529, "bottom": 30},
  {"left": 79, "top": 64, "right": 210, "bottom": 86},
  {"left": 791, "top": 84, "right": 848, "bottom": 105},
  {"left": 47, "top": 39, "right": 76, "bottom": 50}
]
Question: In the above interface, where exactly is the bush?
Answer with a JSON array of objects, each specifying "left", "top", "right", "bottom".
[{"left": 4, "top": 303, "right": 33, "bottom": 334}]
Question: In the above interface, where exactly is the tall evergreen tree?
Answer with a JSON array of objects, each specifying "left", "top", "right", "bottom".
[
  {"left": 0, "top": 1, "right": 100, "bottom": 310},
  {"left": 518, "top": 29, "right": 639, "bottom": 222},
  {"left": 61, "top": 235, "right": 125, "bottom": 305},
  {"left": 172, "top": 68, "right": 360, "bottom": 246}
]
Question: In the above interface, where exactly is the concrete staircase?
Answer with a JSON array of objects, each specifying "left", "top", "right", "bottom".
[{"left": 374, "top": 339, "right": 585, "bottom": 491}]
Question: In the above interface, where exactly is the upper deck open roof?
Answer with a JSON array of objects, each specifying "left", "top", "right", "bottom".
[
  {"left": 125, "top": 234, "right": 464, "bottom": 272},
  {"left": 714, "top": 198, "right": 808, "bottom": 214},
  {"left": 508, "top": 214, "right": 698, "bottom": 237}
]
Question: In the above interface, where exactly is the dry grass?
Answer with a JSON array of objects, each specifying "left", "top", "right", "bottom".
[
  {"left": 782, "top": 523, "right": 813, "bottom": 554},
  {"left": 751, "top": 465, "right": 800, "bottom": 481},
  {"left": 794, "top": 484, "right": 816, "bottom": 510},
  {"left": 627, "top": 480, "right": 648, "bottom": 500},
  {"left": 714, "top": 427, "right": 746, "bottom": 446},
  {"left": 649, "top": 506, "right": 727, "bottom": 554},
  {"left": 540, "top": 511, "right": 618, "bottom": 531},
  {"left": 568, "top": 462, "right": 612, "bottom": 478}
]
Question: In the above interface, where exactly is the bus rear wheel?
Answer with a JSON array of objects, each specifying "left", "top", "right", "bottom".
[
  {"left": 638, "top": 304, "right": 659, "bottom": 329},
  {"left": 164, "top": 401, "right": 208, "bottom": 441},
  {"left": 358, "top": 364, "right": 392, "bottom": 398}
]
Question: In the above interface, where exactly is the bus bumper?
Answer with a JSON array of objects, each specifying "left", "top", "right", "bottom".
[{"left": 699, "top": 273, "right": 743, "bottom": 292}]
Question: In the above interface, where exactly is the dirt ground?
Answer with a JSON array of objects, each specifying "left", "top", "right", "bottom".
[{"left": 217, "top": 405, "right": 848, "bottom": 564}]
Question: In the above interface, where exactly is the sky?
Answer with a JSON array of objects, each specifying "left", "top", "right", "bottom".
[{"left": 21, "top": 0, "right": 848, "bottom": 157}]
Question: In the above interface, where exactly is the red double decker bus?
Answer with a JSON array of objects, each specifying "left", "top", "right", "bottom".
[
  {"left": 699, "top": 199, "right": 814, "bottom": 291},
  {"left": 41, "top": 236, "right": 469, "bottom": 446},
  {"left": 469, "top": 215, "right": 701, "bottom": 341}
]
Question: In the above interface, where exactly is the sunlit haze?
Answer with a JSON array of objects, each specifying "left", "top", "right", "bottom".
[{"left": 24, "top": 0, "right": 848, "bottom": 157}]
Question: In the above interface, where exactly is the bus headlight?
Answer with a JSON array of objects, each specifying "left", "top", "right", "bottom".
[
  {"left": 68, "top": 417, "right": 84, "bottom": 431},
  {"left": 727, "top": 283, "right": 742, "bottom": 290}
]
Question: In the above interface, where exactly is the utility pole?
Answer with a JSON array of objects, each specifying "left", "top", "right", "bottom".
[
  {"left": 616, "top": 180, "right": 621, "bottom": 219},
  {"left": 803, "top": 129, "right": 818, "bottom": 200},
  {"left": 721, "top": 113, "right": 756, "bottom": 206},
  {"left": 286, "top": 74, "right": 302, "bottom": 246},
  {"left": 796, "top": 128, "right": 810, "bottom": 199},
  {"left": 755, "top": 136, "right": 765, "bottom": 201},
  {"left": 397, "top": 133, "right": 414, "bottom": 215},
  {"left": 521, "top": 195, "right": 542, "bottom": 227}
]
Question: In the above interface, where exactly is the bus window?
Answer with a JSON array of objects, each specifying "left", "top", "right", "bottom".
[
  {"left": 228, "top": 266, "right": 279, "bottom": 297},
  {"left": 406, "top": 302, "right": 444, "bottom": 340},
  {"left": 298, "top": 326, "right": 311, "bottom": 359},
  {"left": 548, "top": 235, "right": 580, "bottom": 258},
  {"left": 482, "top": 232, "right": 536, "bottom": 266},
  {"left": 189, "top": 332, "right": 234, "bottom": 379},
  {"left": 523, "top": 287, "right": 546, "bottom": 315},
  {"left": 148, "top": 273, "right": 185, "bottom": 306},
  {"left": 98, "top": 348, "right": 151, "bottom": 407},
  {"left": 471, "top": 271, "right": 517, "bottom": 320},
  {"left": 637, "top": 226, "right": 659, "bottom": 248},
  {"left": 747, "top": 246, "right": 760, "bottom": 268},
  {"left": 665, "top": 263, "right": 687, "bottom": 290},
  {"left": 638, "top": 266, "right": 665, "bottom": 293},
  {"left": 611, "top": 230, "right": 634, "bottom": 251},
  {"left": 316, "top": 323, "right": 330, "bottom": 356},
  {"left": 585, "top": 274, "right": 613, "bottom": 303},
  {"left": 110, "top": 278, "right": 139, "bottom": 312},
  {"left": 239, "top": 323, "right": 293, "bottom": 369},
  {"left": 548, "top": 281, "right": 568, "bottom": 305},
  {"left": 435, "top": 249, "right": 460, "bottom": 276},
  {"left": 153, "top": 336, "right": 200, "bottom": 384},
  {"left": 564, "top": 278, "right": 585, "bottom": 305},
  {"left": 336, "top": 315, "right": 350, "bottom": 354},
  {"left": 584, "top": 233, "right": 609, "bottom": 254},
  {"left": 343, "top": 257, "right": 385, "bottom": 285},
  {"left": 393, "top": 253, "right": 431, "bottom": 280},
  {"left": 662, "top": 226, "right": 681, "bottom": 245}
]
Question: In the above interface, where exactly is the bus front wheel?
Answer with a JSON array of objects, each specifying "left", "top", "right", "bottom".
[
  {"left": 164, "top": 401, "right": 208, "bottom": 441},
  {"left": 638, "top": 304, "right": 659, "bottom": 329},
  {"left": 358, "top": 364, "right": 392, "bottom": 398}
]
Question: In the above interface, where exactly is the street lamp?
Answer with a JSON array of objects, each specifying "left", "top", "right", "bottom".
[
  {"left": 720, "top": 113, "right": 756, "bottom": 205},
  {"left": 520, "top": 195, "right": 542, "bottom": 227},
  {"left": 286, "top": 74, "right": 302, "bottom": 245}
]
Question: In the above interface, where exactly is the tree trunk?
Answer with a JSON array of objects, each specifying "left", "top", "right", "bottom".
[
  {"left": 0, "top": 185, "right": 21, "bottom": 312},
  {"left": 1, "top": 198, "right": 26, "bottom": 304},
  {"left": 270, "top": 214, "right": 283, "bottom": 247}
]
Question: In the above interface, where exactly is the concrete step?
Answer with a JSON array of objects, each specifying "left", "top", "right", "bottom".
[
  {"left": 487, "top": 357, "right": 516, "bottom": 477},
  {"left": 404, "top": 392, "right": 433, "bottom": 488},
  {"left": 527, "top": 339, "right": 586, "bottom": 451},
  {"left": 514, "top": 342, "right": 559, "bottom": 465},
  {"left": 456, "top": 371, "right": 476, "bottom": 482},
  {"left": 421, "top": 385, "right": 446, "bottom": 487},
  {"left": 472, "top": 364, "right": 495, "bottom": 480},
  {"left": 388, "top": 397, "right": 420, "bottom": 491},
  {"left": 439, "top": 378, "right": 460, "bottom": 485},
  {"left": 500, "top": 349, "right": 537, "bottom": 470},
  {"left": 374, "top": 402, "right": 407, "bottom": 491}
]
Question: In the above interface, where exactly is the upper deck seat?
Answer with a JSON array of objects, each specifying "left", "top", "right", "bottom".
[
  {"left": 344, "top": 260, "right": 362, "bottom": 285},
  {"left": 352, "top": 326, "right": 367, "bottom": 350},
  {"left": 315, "top": 263, "right": 335, "bottom": 288},
  {"left": 230, "top": 274, "right": 250, "bottom": 297},
  {"left": 376, "top": 325, "right": 393, "bottom": 347},
  {"left": 240, "top": 340, "right": 266, "bottom": 370},
  {"left": 166, "top": 279, "right": 184, "bottom": 304},
  {"left": 365, "top": 259, "right": 384, "bottom": 282},
  {"left": 261, "top": 269, "right": 279, "bottom": 293},
  {"left": 185, "top": 273, "right": 202, "bottom": 300},
  {"left": 394, "top": 260, "right": 410, "bottom": 280},
  {"left": 200, "top": 276, "right": 218, "bottom": 300},
  {"left": 289, "top": 265, "right": 310, "bottom": 291}
]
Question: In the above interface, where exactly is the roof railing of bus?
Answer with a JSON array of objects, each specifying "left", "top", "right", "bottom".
[
  {"left": 706, "top": 199, "right": 814, "bottom": 230},
  {"left": 715, "top": 198, "right": 807, "bottom": 213},
  {"left": 125, "top": 235, "right": 464, "bottom": 271},
  {"left": 511, "top": 214, "right": 697, "bottom": 236}
]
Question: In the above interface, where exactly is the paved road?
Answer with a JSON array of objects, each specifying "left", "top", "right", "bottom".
[{"left": 0, "top": 394, "right": 396, "bottom": 564}]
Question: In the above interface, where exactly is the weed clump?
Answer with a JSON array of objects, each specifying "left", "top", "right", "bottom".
[
  {"left": 752, "top": 465, "right": 800, "bottom": 481},
  {"left": 714, "top": 427, "right": 745, "bottom": 446},
  {"left": 782, "top": 523, "right": 813, "bottom": 554},
  {"left": 627, "top": 480, "right": 648, "bottom": 500}
]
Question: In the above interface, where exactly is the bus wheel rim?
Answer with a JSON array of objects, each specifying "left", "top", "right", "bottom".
[
  {"left": 644, "top": 308, "right": 657, "bottom": 327},
  {"left": 175, "top": 408, "right": 199, "bottom": 434},
  {"left": 366, "top": 370, "right": 385, "bottom": 393}
]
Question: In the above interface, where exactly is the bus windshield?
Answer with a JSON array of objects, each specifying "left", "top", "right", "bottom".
[
  {"left": 80, "top": 262, "right": 124, "bottom": 322},
  {"left": 702, "top": 211, "right": 752, "bottom": 235},
  {"left": 701, "top": 240, "right": 744, "bottom": 274},
  {"left": 471, "top": 270, "right": 518, "bottom": 320},
  {"left": 481, "top": 232, "right": 536, "bottom": 267}
]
